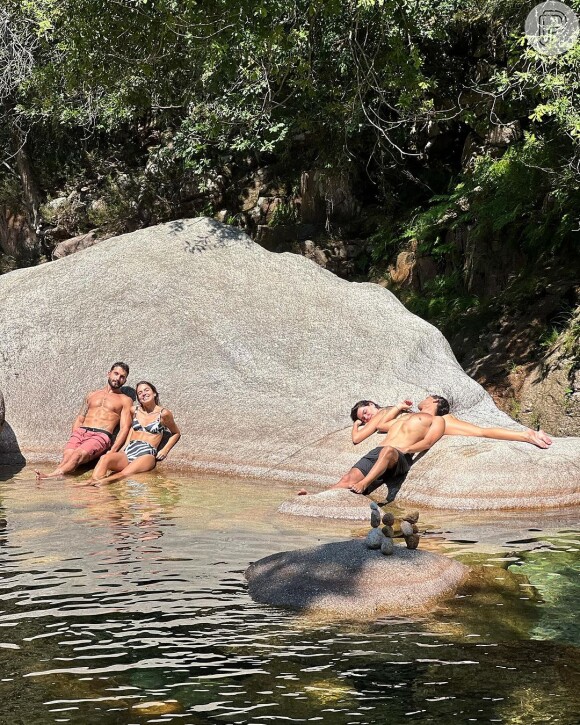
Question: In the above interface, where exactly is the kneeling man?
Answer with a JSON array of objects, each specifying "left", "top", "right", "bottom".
[{"left": 35, "top": 362, "right": 133, "bottom": 480}]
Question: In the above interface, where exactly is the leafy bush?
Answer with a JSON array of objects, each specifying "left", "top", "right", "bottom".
[
  {"left": 400, "top": 272, "right": 480, "bottom": 332},
  {"left": 269, "top": 201, "right": 298, "bottom": 227}
]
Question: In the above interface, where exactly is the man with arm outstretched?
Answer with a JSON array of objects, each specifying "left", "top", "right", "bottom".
[
  {"left": 353, "top": 395, "right": 552, "bottom": 448},
  {"left": 329, "top": 393, "right": 552, "bottom": 496},
  {"left": 296, "top": 394, "right": 552, "bottom": 497}
]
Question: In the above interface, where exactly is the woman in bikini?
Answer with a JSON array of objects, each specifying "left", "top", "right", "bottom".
[{"left": 86, "top": 381, "right": 181, "bottom": 485}]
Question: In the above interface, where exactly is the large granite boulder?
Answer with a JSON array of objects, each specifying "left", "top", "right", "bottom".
[
  {"left": 0, "top": 388, "right": 4, "bottom": 433},
  {"left": 245, "top": 540, "right": 469, "bottom": 617},
  {"left": 0, "top": 217, "right": 579, "bottom": 509}
]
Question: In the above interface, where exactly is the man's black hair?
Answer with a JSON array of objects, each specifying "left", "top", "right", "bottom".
[
  {"left": 350, "top": 400, "right": 381, "bottom": 422},
  {"left": 430, "top": 395, "right": 450, "bottom": 416},
  {"left": 110, "top": 361, "right": 129, "bottom": 375}
]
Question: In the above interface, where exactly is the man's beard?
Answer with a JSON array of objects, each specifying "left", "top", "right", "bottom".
[{"left": 109, "top": 379, "right": 122, "bottom": 389}]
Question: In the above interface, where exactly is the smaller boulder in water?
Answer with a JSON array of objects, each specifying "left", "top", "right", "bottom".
[{"left": 245, "top": 540, "right": 469, "bottom": 617}]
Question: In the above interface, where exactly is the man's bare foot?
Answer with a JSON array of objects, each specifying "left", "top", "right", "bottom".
[
  {"left": 528, "top": 429, "right": 552, "bottom": 448},
  {"left": 297, "top": 488, "right": 308, "bottom": 495},
  {"left": 74, "top": 479, "right": 97, "bottom": 487},
  {"left": 35, "top": 470, "right": 64, "bottom": 480}
]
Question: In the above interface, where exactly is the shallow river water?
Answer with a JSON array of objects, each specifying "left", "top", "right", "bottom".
[{"left": 0, "top": 466, "right": 578, "bottom": 724}]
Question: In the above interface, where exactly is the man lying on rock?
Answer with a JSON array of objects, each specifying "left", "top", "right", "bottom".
[
  {"left": 298, "top": 395, "right": 552, "bottom": 496},
  {"left": 35, "top": 362, "right": 133, "bottom": 480}
]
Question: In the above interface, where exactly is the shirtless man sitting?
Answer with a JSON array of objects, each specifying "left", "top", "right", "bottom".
[{"left": 35, "top": 362, "right": 133, "bottom": 480}]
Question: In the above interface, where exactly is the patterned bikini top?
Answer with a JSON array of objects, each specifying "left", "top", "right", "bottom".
[{"left": 131, "top": 407, "right": 170, "bottom": 435}]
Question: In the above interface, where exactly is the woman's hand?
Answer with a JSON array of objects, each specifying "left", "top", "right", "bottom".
[{"left": 156, "top": 451, "right": 167, "bottom": 461}]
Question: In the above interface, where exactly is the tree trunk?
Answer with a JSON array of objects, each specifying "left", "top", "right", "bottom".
[
  {"left": 12, "top": 125, "right": 42, "bottom": 232},
  {"left": 5, "top": 123, "right": 44, "bottom": 262}
]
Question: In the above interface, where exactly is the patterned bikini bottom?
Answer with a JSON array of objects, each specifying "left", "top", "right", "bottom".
[{"left": 124, "top": 440, "right": 157, "bottom": 462}]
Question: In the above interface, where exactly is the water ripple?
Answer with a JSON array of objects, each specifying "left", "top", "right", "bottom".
[{"left": 0, "top": 473, "right": 577, "bottom": 724}]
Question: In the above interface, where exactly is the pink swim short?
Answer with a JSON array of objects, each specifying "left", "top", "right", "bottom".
[{"left": 64, "top": 427, "right": 111, "bottom": 459}]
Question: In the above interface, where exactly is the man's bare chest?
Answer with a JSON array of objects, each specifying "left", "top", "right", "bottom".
[{"left": 87, "top": 391, "right": 123, "bottom": 414}]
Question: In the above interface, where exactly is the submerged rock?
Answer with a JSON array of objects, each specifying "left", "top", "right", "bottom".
[
  {"left": 245, "top": 540, "right": 469, "bottom": 617},
  {"left": 0, "top": 217, "right": 579, "bottom": 509},
  {"left": 279, "top": 489, "right": 378, "bottom": 519},
  {"left": 132, "top": 701, "right": 181, "bottom": 715}
]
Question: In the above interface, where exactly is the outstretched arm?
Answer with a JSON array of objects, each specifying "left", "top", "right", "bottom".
[{"left": 404, "top": 416, "right": 446, "bottom": 454}]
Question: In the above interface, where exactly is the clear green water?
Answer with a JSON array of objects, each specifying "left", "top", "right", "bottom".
[{"left": 0, "top": 466, "right": 578, "bottom": 724}]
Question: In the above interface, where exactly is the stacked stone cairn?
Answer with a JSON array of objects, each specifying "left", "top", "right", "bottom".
[
  {"left": 365, "top": 502, "right": 420, "bottom": 554},
  {"left": 399, "top": 510, "right": 420, "bottom": 550}
]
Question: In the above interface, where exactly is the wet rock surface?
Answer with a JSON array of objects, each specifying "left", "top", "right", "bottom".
[{"left": 279, "top": 490, "right": 375, "bottom": 519}]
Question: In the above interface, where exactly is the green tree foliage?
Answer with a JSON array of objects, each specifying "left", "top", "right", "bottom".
[
  {"left": 2, "top": 1, "right": 461, "bottom": 178},
  {"left": 0, "top": 0, "right": 579, "bottom": 288}
]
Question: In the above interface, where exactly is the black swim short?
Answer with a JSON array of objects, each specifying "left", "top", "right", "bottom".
[{"left": 352, "top": 446, "right": 412, "bottom": 483}]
